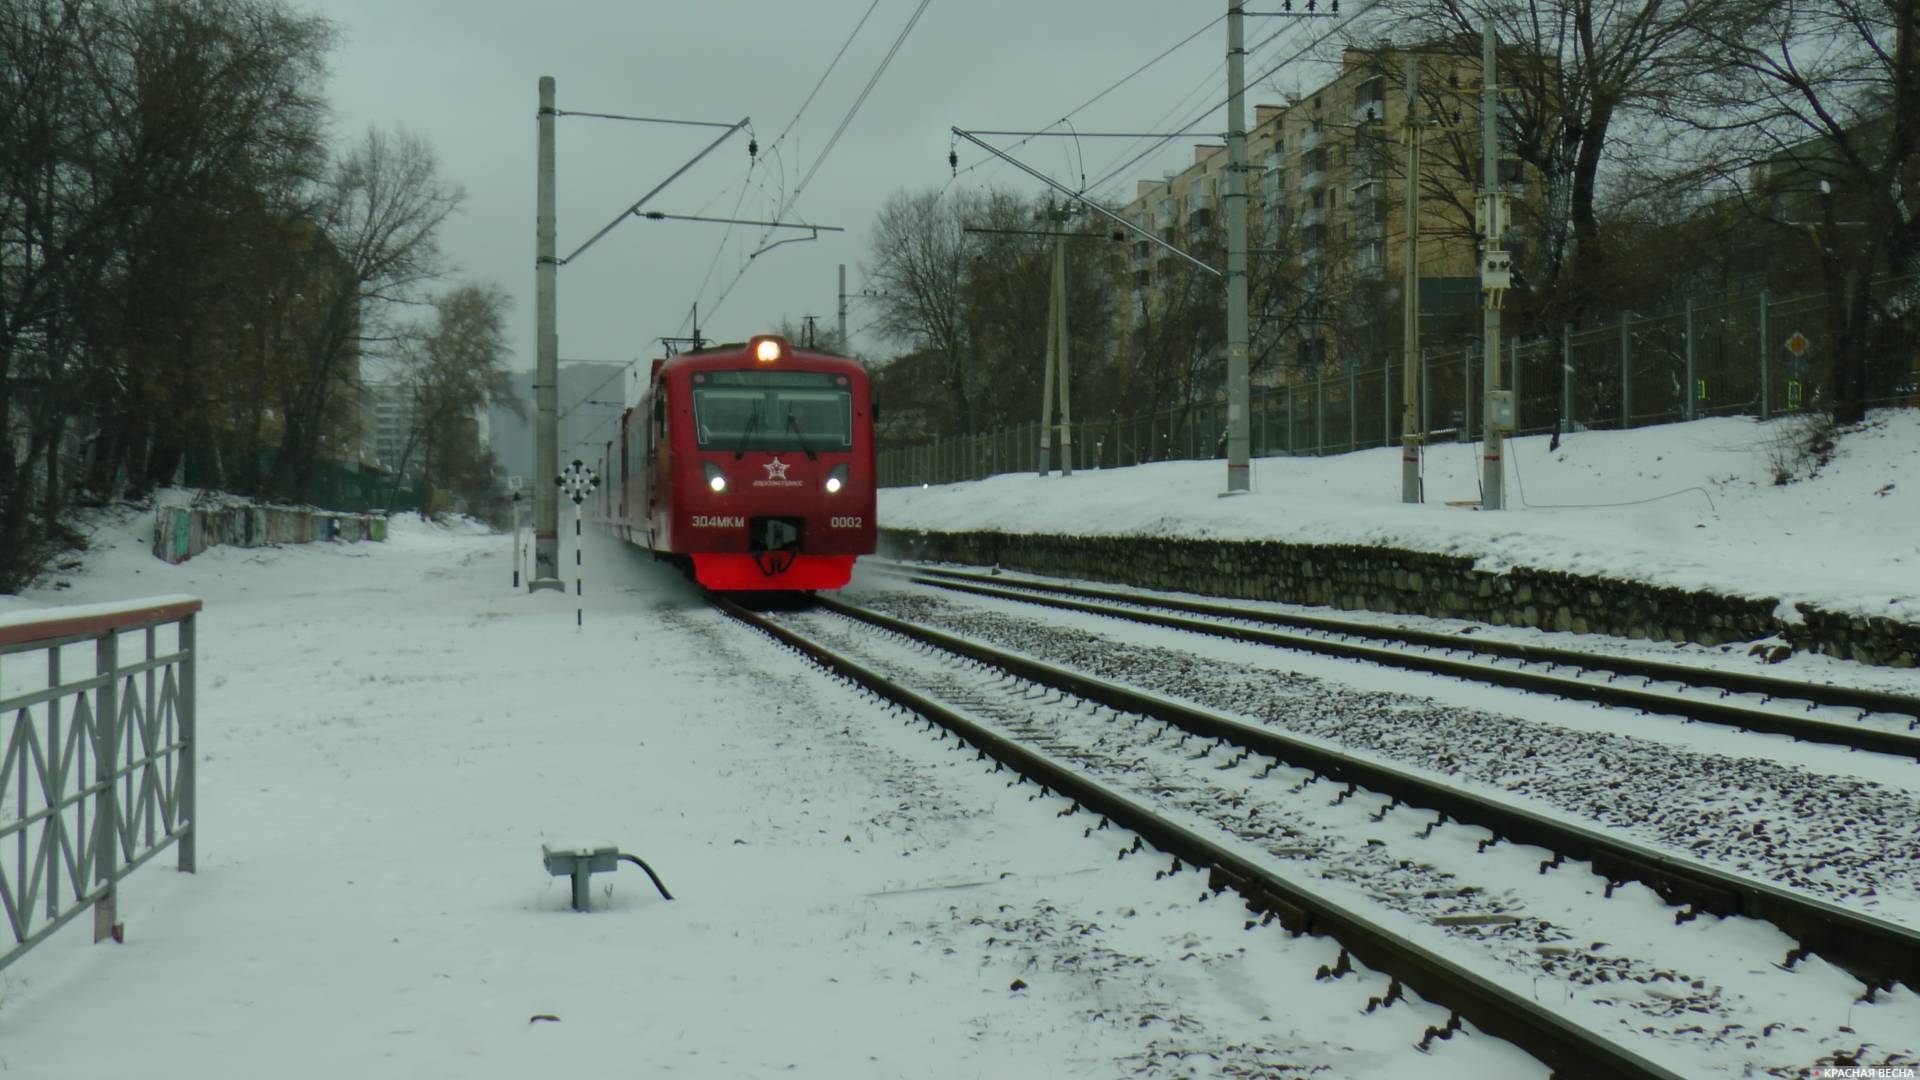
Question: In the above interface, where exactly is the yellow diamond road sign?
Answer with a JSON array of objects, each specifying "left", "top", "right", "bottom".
[{"left": 1784, "top": 331, "right": 1809, "bottom": 357}]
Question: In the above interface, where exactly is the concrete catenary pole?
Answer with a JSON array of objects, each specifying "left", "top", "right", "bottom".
[
  {"left": 837, "top": 264, "right": 848, "bottom": 352},
  {"left": 533, "top": 76, "right": 562, "bottom": 588},
  {"left": 1478, "top": 22, "right": 1507, "bottom": 510},
  {"left": 1055, "top": 227, "right": 1073, "bottom": 476},
  {"left": 1038, "top": 236, "right": 1057, "bottom": 477},
  {"left": 1223, "top": 0, "right": 1251, "bottom": 493},
  {"left": 1401, "top": 51, "right": 1423, "bottom": 504}
]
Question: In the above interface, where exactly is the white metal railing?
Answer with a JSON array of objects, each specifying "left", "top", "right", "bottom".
[{"left": 1, "top": 596, "right": 199, "bottom": 973}]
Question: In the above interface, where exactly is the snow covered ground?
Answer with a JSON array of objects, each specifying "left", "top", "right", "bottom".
[
  {"left": 0, "top": 513, "right": 1539, "bottom": 1078},
  {"left": 0, "top": 410, "right": 1914, "bottom": 1078},
  {"left": 881, "top": 410, "right": 1920, "bottom": 627}
]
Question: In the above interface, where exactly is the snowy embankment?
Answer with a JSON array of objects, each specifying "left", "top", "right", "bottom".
[
  {"left": 0, "top": 515, "right": 1537, "bottom": 1078},
  {"left": 879, "top": 411, "right": 1920, "bottom": 627}
]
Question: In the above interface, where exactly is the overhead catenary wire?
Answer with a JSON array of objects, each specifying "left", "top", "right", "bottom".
[
  {"left": 787, "top": 0, "right": 935, "bottom": 211},
  {"left": 560, "top": 117, "right": 750, "bottom": 267},
  {"left": 681, "top": 0, "right": 922, "bottom": 337},
  {"left": 675, "top": 0, "right": 883, "bottom": 339},
  {"left": 1082, "top": 1, "right": 1377, "bottom": 196},
  {"left": 947, "top": 13, "right": 1223, "bottom": 189}
]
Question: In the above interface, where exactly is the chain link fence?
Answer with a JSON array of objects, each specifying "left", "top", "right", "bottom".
[{"left": 878, "top": 277, "right": 1920, "bottom": 487}]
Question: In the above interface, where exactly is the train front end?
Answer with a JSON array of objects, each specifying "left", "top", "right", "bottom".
[{"left": 666, "top": 335, "right": 875, "bottom": 591}]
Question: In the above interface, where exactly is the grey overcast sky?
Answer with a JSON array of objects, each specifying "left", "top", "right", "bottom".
[{"left": 306, "top": 0, "right": 1364, "bottom": 393}]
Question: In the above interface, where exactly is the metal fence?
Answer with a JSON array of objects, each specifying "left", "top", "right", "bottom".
[
  {"left": 879, "top": 278, "right": 1919, "bottom": 487},
  {"left": 1, "top": 597, "right": 199, "bottom": 973}
]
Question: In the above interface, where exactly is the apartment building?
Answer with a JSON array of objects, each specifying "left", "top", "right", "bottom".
[{"left": 1115, "top": 45, "right": 1528, "bottom": 380}]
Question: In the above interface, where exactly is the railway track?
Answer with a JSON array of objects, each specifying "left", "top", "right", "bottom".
[
  {"left": 872, "top": 561, "right": 1920, "bottom": 760},
  {"left": 714, "top": 595, "right": 1685, "bottom": 1079},
  {"left": 717, "top": 593, "right": 1920, "bottom": 1077}
]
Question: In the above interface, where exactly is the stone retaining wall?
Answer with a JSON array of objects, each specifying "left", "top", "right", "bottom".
[
  {"left": 880, "top": 528, "right": 1920, "bottom": 669},
  {"left": 153, "top": 504, "right": 387, "bottom": 565}
]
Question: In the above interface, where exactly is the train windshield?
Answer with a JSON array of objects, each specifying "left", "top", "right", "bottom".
[{"left": 692, "top": 370, "right": 853, "bottom": 453}]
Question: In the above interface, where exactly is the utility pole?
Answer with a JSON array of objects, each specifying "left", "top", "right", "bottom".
[
  {"left": 837, "top": 264, "right": 848, "bottom": 351},
  {"left": 1036, "top": 205, "right": 1076, "bottom": 476},
  {"left": 532, "top": 76, "right": 562, "bottom": 589},
  {"left": 1055, "top": 223, "right": 1073, "bottom": 476},
  {"left": 1223, "top": 0, "right": 1251, "bottom": 493},
  {"left": 1038, "top": 236, "right": 1057, "bottom": 477},
  {"left": 1477, "top": 21, "right": 1511, "bottom": 510},
  {"left": 1401, "top": 51, "right": 1423, "bottom": 504}
]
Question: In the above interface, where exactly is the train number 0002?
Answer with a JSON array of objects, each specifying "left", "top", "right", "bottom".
[{"left": 829, "top": 516, "right": 863, "bottom": 528}]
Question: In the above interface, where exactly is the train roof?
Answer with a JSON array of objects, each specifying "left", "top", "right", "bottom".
[{"left": 655, "top": 335, "right": 865, "bottom": 382}]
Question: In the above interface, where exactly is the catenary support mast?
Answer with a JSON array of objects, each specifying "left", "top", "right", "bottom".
[
  {"left": 1224, "top": 0, "right": 1251, "bottom": 493},
  {"left": 533, "top": 76, "right": 562, "bottom": 588},
  {"left": 1478, "top": 22, "right": 1509, "bottom": 510},
  {"left": 1401, "top": 52, "right": 1423, "bottom": 504}
]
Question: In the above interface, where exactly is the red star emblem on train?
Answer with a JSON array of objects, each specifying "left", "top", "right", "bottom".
[{"left": 763, "top": 457, "right": 790, "bottom": 480}]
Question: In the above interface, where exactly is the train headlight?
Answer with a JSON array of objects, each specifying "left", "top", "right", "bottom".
[
  {"left": 824, "top": 463, "right": 848, "bottom": 494},
  {"left": 703, "top": 461, "right": 728, "bottom": 493},
  {"left": 752, "top": 336, "right": 784, "bottom": 363}
]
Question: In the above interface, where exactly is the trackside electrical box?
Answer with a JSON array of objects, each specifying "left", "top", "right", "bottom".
[
  {"left": 1489, "top": 390, "right": 1515, "bottom": 433},
  {"left": 543, "top": 842, "right": 618, "bottom": 912}
]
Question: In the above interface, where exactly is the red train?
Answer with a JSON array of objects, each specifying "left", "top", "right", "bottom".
[{"left": 598, "top": 334, "right": 876, "bottom": 590}]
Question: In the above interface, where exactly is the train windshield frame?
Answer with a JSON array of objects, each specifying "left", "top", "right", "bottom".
[{"left": 691, "top": 369, "right": 854, "bottom": 453}]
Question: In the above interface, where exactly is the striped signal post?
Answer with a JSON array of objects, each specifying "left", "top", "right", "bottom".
[{"left": 557, "top": 460, "right": 600, "bottom": 625}]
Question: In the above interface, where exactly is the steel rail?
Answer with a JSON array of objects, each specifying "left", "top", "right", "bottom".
[
  {"left": 879, "top": 564, "right": 1920, "bottom": 759},
  {"left": 713, "top": 596, "right": 1684, "bottom": 1079},
  {"left": 809, "top": 593, "right": 1920, "bottom": 997}
]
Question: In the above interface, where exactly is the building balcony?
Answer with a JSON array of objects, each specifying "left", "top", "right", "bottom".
[
  {"left": 1355, "top": 218, "right": 1385, "bottom": 242},
  {"left": 1297, "top": 128, "right": 1326, "bottom": 154},
  {"left": 1299, "top": 169, "right": 1327, "bottom": 193},
  {"left": 1187, "top": 208, "right": 1214, "bottom": 233},
  {"left": 1299, "top": 206, "right": 1327, "bottom": 228}
]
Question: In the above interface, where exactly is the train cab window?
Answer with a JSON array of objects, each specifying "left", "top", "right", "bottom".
[{"left": 692, "top": 370, "right": 852, "bottom": 453}]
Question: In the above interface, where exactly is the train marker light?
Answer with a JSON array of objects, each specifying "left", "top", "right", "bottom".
[
  {"left": 703, "top": 460, "right": 728, "bottom": 492},
  {"left": 825, "top": 463, "right": 849, "bottom": 493}
]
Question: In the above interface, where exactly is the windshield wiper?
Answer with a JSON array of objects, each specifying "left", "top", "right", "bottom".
[
  {"left": 786, "top": 411, "right": 818, "bottom": 460},
  {"left": 734, "top": 402, "right": 762, "bottom": 459}
]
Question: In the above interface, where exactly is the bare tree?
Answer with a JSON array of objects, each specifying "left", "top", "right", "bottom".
[
  {"left": 866, "top": 187, "right": 976, "bottom": 434},
  {"left": 78, "top": 0, "right": 332, "bottom": 497},
  {"left": 1380, "top": 0, "right": 1755, "bottom": 326},
  {"left": 264, "top": 127, "right": 463, "bottom": 499},
  {"left": 0, "top": 0, "right": 332, "bottom": 587},
  {"left": 1667, "top": 0, "right": 1920, "bottom": 422},
  {"left": 386, "top": 282, "right": 518, "bottom": 515}
]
